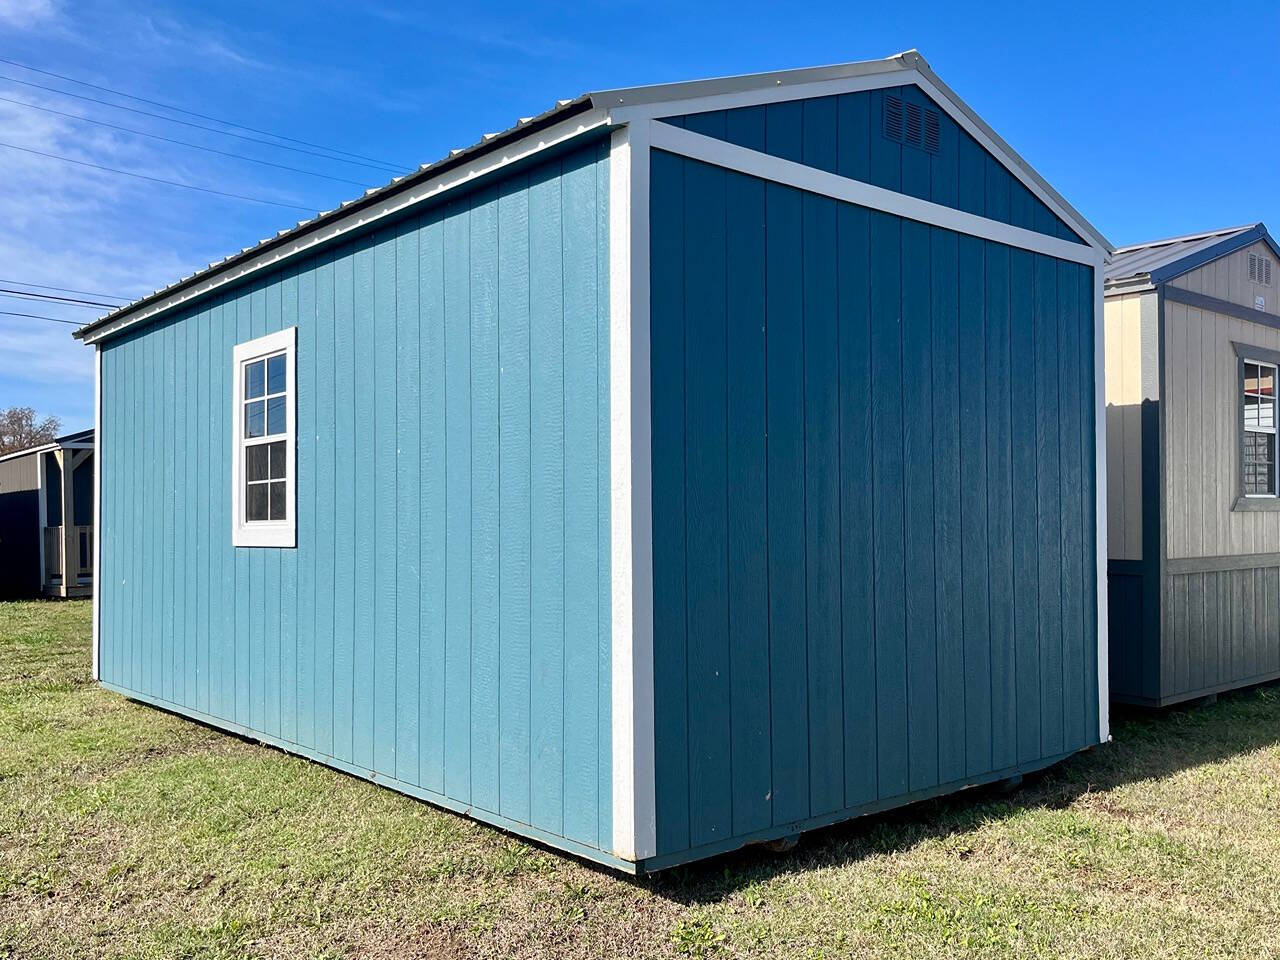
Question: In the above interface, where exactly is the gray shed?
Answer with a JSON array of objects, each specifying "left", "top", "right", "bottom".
[{"left": 1106, "top": 223, "right": 1280, "bottom": 705}]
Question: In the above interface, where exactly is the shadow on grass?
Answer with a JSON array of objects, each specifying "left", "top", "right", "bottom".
[{"left": 638, "top": 682, "right": 1280, "bottom": 906}]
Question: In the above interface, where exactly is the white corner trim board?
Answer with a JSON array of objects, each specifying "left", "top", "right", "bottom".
[
  {"left": 609, "top": 121, "right": 657, "bottom": 862},
  {"left": 81, "top": 110, "right": 612, "bottom": 346},
  {"left": 648, "top": 121, "right": 1103, "bottom": 268},
  {"left": 1094, "top": 265, "right": 1110, "bottom": 742}
]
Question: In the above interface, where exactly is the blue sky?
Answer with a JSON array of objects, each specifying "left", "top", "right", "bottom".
[{"left": 1, "top": 0, "right": 1276, "bottom": 432}]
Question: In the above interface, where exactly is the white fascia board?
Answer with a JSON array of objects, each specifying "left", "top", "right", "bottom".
[
  {"left": 1094, "top": 265, "right": 1110, "bottom": 743},
  {"left": 91, "top": 346, "right": 101, "bottom": 681},
  {"left": 609, "top": 120, "right": 656, "bottom": 862},
  {"left": 650, "top": 121, "right": 1103, "bottom": 266},
  {"left": 82, "top": 109, "right": 612, "bottom": 346},
  {"left": 606, "top": 60, "right": 1109, "bottom": 257}
]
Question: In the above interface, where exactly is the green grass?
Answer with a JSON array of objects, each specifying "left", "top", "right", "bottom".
[{"left": 3, "top": 600, "right": 1280, "bottom": 958}]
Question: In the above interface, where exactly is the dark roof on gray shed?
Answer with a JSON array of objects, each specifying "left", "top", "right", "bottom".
[{"left": 1106, "top": 222, "right": 1279, "bottom": 288}]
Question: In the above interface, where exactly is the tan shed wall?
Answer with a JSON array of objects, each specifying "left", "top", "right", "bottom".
[
  {"left": 0, "top": 452, "right": 39, "bottom": 495},
  {"left": 1104, "top": 290, "right": 1157, "bottom": 560},
  {"left": 1164, "top": 300, "right": 1280, "bottom": 559},
  {"left": 1168, "top": 240, "right": 1278, "bottom": 313}
]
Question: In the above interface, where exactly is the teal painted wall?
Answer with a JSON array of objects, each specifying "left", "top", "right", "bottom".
[
  {"left": 97, "top": 140, "right": 613, "bottom": 854},
  {"left": 649, "top": 146, "right": 1099, "bottom": 860},
  {"left": 662, "top": 84, "right": 1085, "bottom": 246}
]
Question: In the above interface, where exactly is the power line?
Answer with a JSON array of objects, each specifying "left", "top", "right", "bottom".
[
  {"left": 0, "top": 95, "right": 371, "bottom": 189},
  {"left": 0, "top": 310, "right": 80, "bottom": 325},
  {"left": 0, "top": 56, "right": 402, "bottom": 169},
  {"left": 0, "top": 288, "right": 119, "bottom": 309},
  {"left": 0, "top": 72, "right": 404, "bottom": 174},
  {"left": 0, "top": 140, "right": 317, "bottom": 212},
  {"left": 0, "top": 278, "right": 132, "bottom": 302}
]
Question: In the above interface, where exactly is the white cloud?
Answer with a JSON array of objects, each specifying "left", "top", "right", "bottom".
[{"left": 0, "top": 0, "right": 59, "bottom": 29}]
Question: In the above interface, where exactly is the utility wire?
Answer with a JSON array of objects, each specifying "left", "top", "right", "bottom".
[
  {"left": 0, "top": 95, "right": 372, "bottom": 189},
  {"left": 0, "top": 141, "right": 317, "bottom": 212},
  {"left": 0, "top": 310, "right": 80, "bottom": 325},
  {"left": 0, "top": 56, "right": 402, "bottom": 169},
  {"left": 0, "top": 278, "right": 132, "bottom": 302},
  {"left": 0, "top": 288, "right": 119, "bottom": 309},
  {"left": 0, "top": 73, "right": 404, "bottom": 174}
]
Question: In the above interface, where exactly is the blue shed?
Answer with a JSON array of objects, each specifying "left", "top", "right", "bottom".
[{"left": 75, "top": 50, "right": 1112, "bottom": 872}]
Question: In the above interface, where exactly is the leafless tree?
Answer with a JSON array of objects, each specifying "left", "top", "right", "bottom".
[{"left": 0, "top": 406, "right": 61, "bottom": 456}]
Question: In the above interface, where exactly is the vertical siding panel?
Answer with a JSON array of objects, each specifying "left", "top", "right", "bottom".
[
  {"left": 352, "top": 238, "right": 376, "bottom": 768},
  {"left": 530, "top": 168, "right": 566, "bottom": 832},
  {"left": 1034, "top": 255, "right": 1063, "bottom": 756},
  {"left": 420, "top": 212, "right": 448, "bottom": 792},
  {"left": 163, "top": 320, "right": 175, "bottom": 706},
  {"left": 137, "top": 331, "right": 149, "bottom": 698},
  {"left": 800, "top": 97, "right": 839, "bottom": 174},
  {"left": 498, "top": 175, "right": 533, "bottom": 823},
  {"left": 684, "top": 151, "right": 732, "bottom": 845},
  {"left": 984, "top": 155, "right": 1012, "bottom": 228},
  {"left": 396, "top": 223, "right": 422, "bottom": 784},
  {"left": 373, "top": 232, "right": 399, "bottom": 776},
  {"left": 956, "top": 134, "right": 985, "bottom": 217},
  {"left": 333, "top": 246, "right": 356, "bottom": 763},
  {"left": 766, "top": 180, "right": 810, "bottom": 822},
  {"left": 933, "top": 227, "right": 966, "bottom": 782},
  {"left": 314, "top": 254, "right": 337, "bottom": 759},
  {"left": 235, "top": 292, "right": 252, "bottom": 725},
  {"left": 444, "top": 199, "right": 473, "bottom": 802},
  {"left": 901, "top": 219, "right": 938, "bottom": 791},
  {"left": 1010, "top": 249, "right": 1041, "bottom": 762},
  {"left": 470, "top": 188, "right": 501, "bottom": 812},
  {"left": 279, "top": 270, "right": 299, "bottom": 744},
  {"left": 985, "top": 242, "right": 1016, "bottom": 768},
  {"left": 725, "top": 163, "right": 771, "bottom": 835},
  {"left": 803, "top": 191, "right": 844, "bottom": 812},
  {"left": 296, "top": 265, "right": 317, "bottom": 748},
  {"left": 218, "top": 299, "right": 234, "bottom": 723},
  {"left": 595, "top": 145, "right": 612, "bottom": 852},
  {"left": 764, "top": 100, "right": 803, "bottom": 164},
  {"left": 723, "top": 104, "right": 765, "bottom": 151},
  {"left": 651, "top": 151, "right": 689, "bottom": 853},
  {"left": 196, "top": 312, "right": 210, "bottom": 713},
  {"left": 871, "top": 210, "right": 908, "bottom": 797},
  {"left": 562, "top": 151, "right": 601, "bottom": 844},
  {"left": 839, "top": 204, "right": 877, "bottom": 805},
  {"left": 835, "top": 92, "right": 869, "bottom": 183},
  {"left": 958, "top": 235, "right": 991, "bottom": 776},
  {"left": 1057, "top": 261, "right": 1085, "bottom": 749},
  {"left": 175, "top": 320, "right": 189, "bottom": 706}
]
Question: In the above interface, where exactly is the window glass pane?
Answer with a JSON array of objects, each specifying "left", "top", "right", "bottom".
[
  {"left": 267, "top": 354, "right": 286, "bottom": 395},
  {"left": 1246, "top": 392, "right": 1260, "bottom": 428},
  {"left": 245, "top": 359, "right": 265, "bottom": 399},
  {"left": 268, "top": 440, "right": 286, "bottom": 479},
  {"left": 266, "top": 395, "right": 286, "bottom": 436},
  {"left": 246, "top": 444, "right": 269, "bottom": 482},
  {"left": 1260, "top": 365, "right": 1275, "bottom": 398},
  {"left": 246, "top": 481, "right": 269, "bottom": 521},
  {"left": 1244, "top": 431, "right": 1276, "bottom": 495},
  {"left": 245, "top": 400, "right": 265, "bottom": 438},
  {"left": 269, "top": 481, "right": 286, "bottom": 521},
  {"left": 1262, "top": 397, "right": 1276, "bottom": 430}
]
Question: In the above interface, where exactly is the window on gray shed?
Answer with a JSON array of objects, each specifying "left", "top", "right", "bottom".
[{"left": 1243, "top": 359, "right": 1277, "bottom": 496}]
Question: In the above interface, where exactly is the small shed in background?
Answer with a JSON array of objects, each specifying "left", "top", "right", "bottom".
[
  {"left": 1106, "top": 223, "right": 1280, "bottom": 705},
  {"left": 0, "top": 429, "right": 95, "bottom": 599}
]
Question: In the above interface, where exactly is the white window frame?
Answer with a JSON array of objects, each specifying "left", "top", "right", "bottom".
[
  {"left": 1242, "top": 356, "right": 1278, "bottom": 499},
  {"left": 231, "top": 327, "right": 297, "bottom": 547}
]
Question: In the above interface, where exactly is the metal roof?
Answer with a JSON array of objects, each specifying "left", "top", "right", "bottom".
[
  {"left": 0, "top": 428, "right": 94, "bottom": 465},
  {"left": 1106, "top": 223, "right": 1277, "bottom": 288},
  {"left": 75, "top": 49, "right": 1110, "bottom": 343}
]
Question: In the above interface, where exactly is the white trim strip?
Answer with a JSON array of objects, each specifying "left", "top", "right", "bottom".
[
  {"left": 649, "top": 122, "right": 1103, "bottom": 266},
  {"left": 608, "top": 120, "right": 657, "bottom": 862},
  {"left": 1094, "top": 265, "right": 1110, "bottom": 742},
  {"left": 82, "top": 110, "right": 612, "bottom": 345},
  {"left": 91, "top": 346, "right": 101, "bottom": 681}
]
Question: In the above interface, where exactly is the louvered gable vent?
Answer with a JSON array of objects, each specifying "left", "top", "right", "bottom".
[
  {"left": 882, "top": 94, "right": 941, "bottom": 155},
  {"left": 1250, "top": 252, "right": 1273, "bottom": 287}
]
